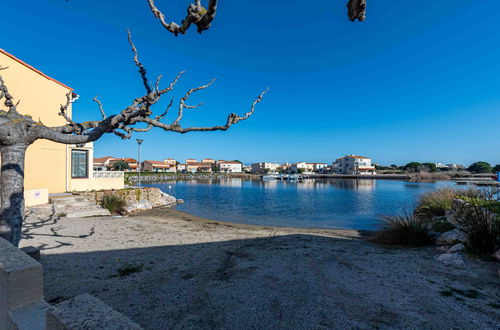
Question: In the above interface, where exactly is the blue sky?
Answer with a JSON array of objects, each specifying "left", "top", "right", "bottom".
[{"left": 2, "top": 0, "right": 500, "bottom": 166}]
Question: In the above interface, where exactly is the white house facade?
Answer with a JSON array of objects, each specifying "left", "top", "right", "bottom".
[
  {"left": 332, "top": 155, "right": 377, "bottom": 175},
  {"left": 217, "top": 161, "right": 242, "bottom": 173}
]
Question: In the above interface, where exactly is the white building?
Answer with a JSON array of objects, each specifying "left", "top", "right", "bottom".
[
  {"left": 250, "top": 162, "right": 280, "bottom": 174},
  {"left": 289, "top": 162, "right": 328, "bottom": 174},
  {"left": 332, "top": 155, "right": 376, "bottom": 175},
  {"left": 217, "top": 161, "right": 242, "bottom": 173}
]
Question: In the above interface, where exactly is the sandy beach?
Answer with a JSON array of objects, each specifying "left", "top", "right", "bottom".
[{"left": 20, "top": 208, "right": 500, "bottom": 329}]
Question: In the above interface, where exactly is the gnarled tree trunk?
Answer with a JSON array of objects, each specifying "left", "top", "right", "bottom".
[{"left": 0, "top": 143, "right": 27, "bottom": 247}]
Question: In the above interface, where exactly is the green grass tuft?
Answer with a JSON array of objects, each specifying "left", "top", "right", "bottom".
[
  {"left": 101, "top": 194, "right": 127, "bottom": 214},
  {"left": 369, "top": 212, "right": 432, "bottom": 247}
]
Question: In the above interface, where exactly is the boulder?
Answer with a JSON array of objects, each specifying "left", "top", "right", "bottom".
[
  {"left": 436, "top": 229, "right": 467, "bottom": 246},
  {"left": 159, "top": 191, "right": 177, "bottom": 207},
  {"left": 436, "top": 253, "right": 465, "bottom": 267},
  {"left": 124, "top": 199, "right": 153, "bottom": 214},
  {"left": 492, "top": 250, "right": 500, "bottom": 262},
  {"left": 437, "top": 245, "right": 451, "bottom": 252},
  {"left": 448, "top": 243, "right": 465, "bottom": 253}
]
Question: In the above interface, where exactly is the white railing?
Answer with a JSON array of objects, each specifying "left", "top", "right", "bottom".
[{"left": 93, "top": 171, "right": 124, "bottom": 179}]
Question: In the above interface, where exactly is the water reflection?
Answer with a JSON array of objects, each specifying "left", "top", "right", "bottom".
[{"left": 147, "top": 178, "right": 451, "bottom": 230}]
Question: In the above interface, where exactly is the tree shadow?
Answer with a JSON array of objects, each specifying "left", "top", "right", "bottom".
[
  {"left": 38, "top": 233, "right": 500, "bottom": 330},
  {"left": 22, "top": 205, "right": 95, "bottom": 250}
]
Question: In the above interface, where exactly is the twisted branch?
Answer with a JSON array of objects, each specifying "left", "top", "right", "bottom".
[
  {"left": 146, "top": 0, "right": 218, "bottom": 36},
  {"left": 93, "top": 97, "right": 106, "bottom": 119},
  {"left": 0, "top": 30, "right": 266, "bottom": 147},
  {"left": 347, "top": 0, "right": 367, "bottom": 22},
  {"left": 0, "top": 73, "right": 18, "bottom": 114},
  {"left": 173, "top": 78, "right": 215, "bottom": 126},
  {"left": 146, "top": 0, "right": 365, "bottom": 37}
]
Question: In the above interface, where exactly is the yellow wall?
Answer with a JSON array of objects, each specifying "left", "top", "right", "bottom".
[
  {"left": 0, "top": 50, "right": 71, "bottom": 194},
  {"left": 0, "top": 50, "right": 124, "bottom": 200}
]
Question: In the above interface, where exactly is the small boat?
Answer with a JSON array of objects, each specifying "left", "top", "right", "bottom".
[{"left": 261, "top": 174, "right": 279, "bottom": 180}]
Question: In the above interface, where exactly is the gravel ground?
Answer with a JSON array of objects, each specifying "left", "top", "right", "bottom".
[{"left": 21, "top": 208, "right": 500, "bottom": 329}]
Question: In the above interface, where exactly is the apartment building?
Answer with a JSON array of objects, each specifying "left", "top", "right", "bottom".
[{"left": 332, "top": 155, "right": 376, "bottom": 175}]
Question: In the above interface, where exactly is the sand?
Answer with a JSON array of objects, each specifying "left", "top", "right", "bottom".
[{"left": 20, "top": 208, "right": 500, "bottom": 329}]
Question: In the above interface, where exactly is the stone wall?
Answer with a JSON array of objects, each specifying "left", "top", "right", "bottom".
[
  {"left": 78, "top": 187, "right": 177, "bottom": 214},
  {"left": 0, "top": 237, "right": 48, "bottom": 329}
]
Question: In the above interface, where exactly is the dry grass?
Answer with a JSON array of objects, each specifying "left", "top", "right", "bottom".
[
  {"left": 415, "top": 187, "right": 480, "bottom": 220},
  {"left": 409, "top": 172, "right": 452, "bottom": 182},
  {"left": 101, "top": 194, "right": 127, "bottom": 214},
  {"left": 453, "top": 198, "right": 500, "bottom": 256},
  {"left": 370, "top": 212, "right": 432, "bottom": 247}
]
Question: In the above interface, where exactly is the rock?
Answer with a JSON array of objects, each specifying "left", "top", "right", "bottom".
[
  {"left": 124, "top": 199, "right": 153, "bottom": 214},
  {"left": 437, "top": 245, "right": 451, "bottom": 252},
  {"left": 46, "top": 293, "right": 142, "bottom": 329},
  {"left": 436, "top": 253, "right": 466, "bottom": 267},
  {"left": 436, "top": 229, "right": 467, "bottom": 246},
  {"left": 159, "top": 191, "right": 177, "bottom": 207},
  {"left": 492, "top": 250, "right": 500, "bottom": 262},
  {"left": 21, "top": 246, "right": 41, "bottom": 261},
  {"left": 448, "top": 243, "right": 465, "bottom": 253}
]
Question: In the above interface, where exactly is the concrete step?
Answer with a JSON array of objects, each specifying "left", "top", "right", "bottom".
[
  {"left": 49, "top": 195, "right": 90, "bottom": 204},
  {"left": 54, "top": 201, "right": 98, "bottom": 210},
  {"left": 63, "top": 208, "right": 111, "bottom": 218}
]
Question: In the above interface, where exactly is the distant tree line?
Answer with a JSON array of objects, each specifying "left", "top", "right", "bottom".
[{"left": 376, "top": 161, "right": 500, "bottom": 174}]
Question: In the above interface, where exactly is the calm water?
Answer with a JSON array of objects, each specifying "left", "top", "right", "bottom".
[{"left": 147, "top": 179, "right": 452, "bottom": 230}]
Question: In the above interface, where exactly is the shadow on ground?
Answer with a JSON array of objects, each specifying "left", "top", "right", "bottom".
[{"left": 40, "top": 234, "right": 500, "bottom": 330}]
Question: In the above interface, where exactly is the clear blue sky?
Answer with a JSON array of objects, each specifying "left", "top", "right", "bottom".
[{"left": 2, "top": 0, "right": 500, "bottom": 166}]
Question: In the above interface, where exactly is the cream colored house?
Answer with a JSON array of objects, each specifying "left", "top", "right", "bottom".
[
  {"left": 186, "top": 162, "right": 212, "bottom": 173},
  {"left": 143, "top": 160, "right": 176, "bottom": 172},
  {"left": 332, "top": 155, "right": 377, "bottom": 175},
  {"left": 0, "top": 49, "right": 124, "bottom": 206}
]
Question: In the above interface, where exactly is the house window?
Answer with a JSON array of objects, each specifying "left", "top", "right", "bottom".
[{"left": 71, "top": 149, "right": 88, "bottom": 178}]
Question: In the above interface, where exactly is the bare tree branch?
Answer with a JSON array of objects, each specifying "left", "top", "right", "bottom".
[
  {"left": 93, "top": 97, "right": 107, "bottom": 119},
  {"left": 127, "top": 29, "right": 152, "bottom": 94},
  {"left": 347, "top": 0, "right": 366, "bottom": 22},
  {"left": 146, "top": 0, "right": 218, "bottom": 36},
  {"left": 173, "top": 78, "right": 215, "bottom": 126},
  {"left": 0, "top": 73, "right": 18, "bottom": 114}
]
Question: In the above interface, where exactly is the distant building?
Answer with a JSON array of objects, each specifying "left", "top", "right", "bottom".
[
  {"left": 332, "top": 155, "right": 376, "bottom": 175},
  {"left": 202, "top": 158, "right": 216, "bottom": 164},
  {"left": 446, "top": 164, "right": 465, "bottom": 170},
  {"left": 186, "top": 158, "right": 198, "bottom": 164},
  {"left": 217, "top": 161, "right": 242, "bottom": 173},
  {"left": 143, "top": 160, "right": 176, "bottom": 172},
  {"left": 435, "top": 162, "right": 448, "bottom": 169},
  {"left": 250, "top": 162, "right": 280, "bottom": 174},
  {"left": 164, "top": 158, "right": 176, "bottom": 165},
  {"left": 186, "top": 162, "right": 212, "bottom": 173},
  {"left": 95, "top": 157, "right": 138, "bottom": 172},
  {"left": 288, "top": 162, "right": 327, "bottom": 174},
  {"left": 177, "top": 163, "right": 187, "bottom": 172},
  {"left": 93, "top": 156, "right": 115, "bottom": 171},
  {"left": 289, "top": 162, "right": 313, "bottom": 174}
]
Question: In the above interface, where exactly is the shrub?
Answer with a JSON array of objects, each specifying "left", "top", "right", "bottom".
[
  {"left": 415, "top": 188, "right": 479, "bottom": 220},
  {"left": 101, "top": 194, "right": 127, "bottom": 214},
  {"left": 370, "top": 212, "right": 432, "bottom": 247},
  {"left": 453, "top": 198, "right": 500, "bottom": 256}
]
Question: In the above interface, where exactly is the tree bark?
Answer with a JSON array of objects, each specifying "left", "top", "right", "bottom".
[{"left": 0, "top": 144, "right": 27, "bottom": 247}]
